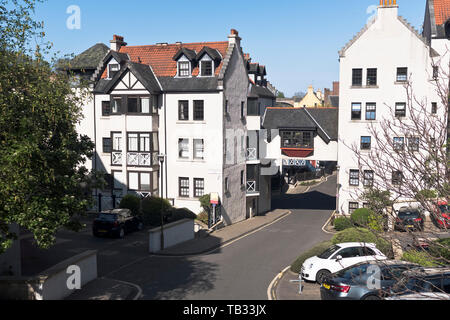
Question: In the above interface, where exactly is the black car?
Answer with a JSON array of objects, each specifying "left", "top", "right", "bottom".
[
  {"left": 320, "top": 261, "right": 420, "bottom": 300},
  {"left": 93, "top": 209, "right": 143, "bottom": 238},
  {"left": 394, "top": 207, "right": 425, "bottom": 232}
]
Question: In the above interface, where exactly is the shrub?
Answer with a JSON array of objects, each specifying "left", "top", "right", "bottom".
[
  {"left": 402, "top": 250, "right": 441, "bottom": 267},
  {"left": 199, "top": 194, "right": 211, "bottom": 212},
  {"left": 291, "top": 241, "right": 333, "bottom": 273},
  {"left": 169, "top": 208, "right": 196, "bottom": 222},
  {"left": 350, "top": 208, "right": 373, "bottom": 227},
  {"left": 141, "top": 197, "right": 172, "bottom": 226},
  {"left": 333, "top": 217, "right": 353, "bottom": 231},
  {"left": 119, "top": 194, "right": 141, "bottom": 216},
  {"left": 197, "top": 211, "right": 209, "bottom": 225},
  {"left": 332, "top": 227, "right": 393, "bottom": 258},
  {"left": 429, "top": 238, "right": 450, "bottom": 264}
]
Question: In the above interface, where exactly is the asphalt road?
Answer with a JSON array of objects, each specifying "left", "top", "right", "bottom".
[{"left": 108, "top": 175, "right": 337, "bottom": 300}]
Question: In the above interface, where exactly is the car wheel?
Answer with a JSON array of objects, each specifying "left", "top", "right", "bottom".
[
  {"left": 364, "top": 295, "right": 381, "bottom": 300},
  {"left": 118, "top": 228, "right": 125, "bottom": 239},
  {"left": 316, "top": 270, "right": 331, "bottom": 285}
]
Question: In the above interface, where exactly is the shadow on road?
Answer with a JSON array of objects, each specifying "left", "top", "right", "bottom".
[{"left": 272, "top": 190, "right": 336, "bottom": 211}]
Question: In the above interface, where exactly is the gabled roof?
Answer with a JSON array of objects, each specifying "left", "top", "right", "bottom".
[
  {"left": 119, "top": 41, "right": 229, "bottom": 77},
  {"left": 64, "top": 43, "right": 109, "bottom": 70},
  {"left": 173, "top": 47, "right": 197, "bottom": 62},
  {"left": 248, "top": 84, "right": 276, "bottom": 99},
  {"left": 262, "top": 107, "right": 338, "bottom": 142},
  {"left": 95, "top": 61, "right": 161, "bottom": 94},
  {"left": 196, "top": 46, "right": 222, "bottom": 62}
]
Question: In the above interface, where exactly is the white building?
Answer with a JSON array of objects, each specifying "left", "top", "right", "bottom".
[
  {"left": 337, "top": 1, "right": 445, "bottom": 214},
  {"left": 74, "top": 30, "right": 275, "bottom": 225}
]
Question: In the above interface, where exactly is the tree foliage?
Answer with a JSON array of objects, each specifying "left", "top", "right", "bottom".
[{"left": 0, "top": 0, "right": 100, "bottom": 253}]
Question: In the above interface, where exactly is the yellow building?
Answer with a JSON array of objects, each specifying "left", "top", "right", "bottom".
[{"left": 294, "top": 85, "right": 324, "bottom": 108}]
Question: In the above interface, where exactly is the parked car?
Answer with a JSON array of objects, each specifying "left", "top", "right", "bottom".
[
  {"left": 386, "top": 267, "right": 450, "bottom": 300},
  {"left": 93, "top": 209, "right": 143, "bottom": 239},
  {"left": 320, "top": 260, "right": 420, "bottom": 300},
  {"left": 431, "top": 200, "right": 450, "bottom": 230},
  {"left": 301, "top": 242, "right": 387, "bottom": 284},
  {"left": 394, "top": 207, "right": 425, "bottom": 232}
]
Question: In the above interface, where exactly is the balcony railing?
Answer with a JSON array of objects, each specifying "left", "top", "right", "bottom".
[
  {"left": 112, "top": 152, "right": 158, "bottom": 167},
  {"left": 112, "top": 152, "right": 123, "bottom": 166},
  {"left": 246, "top": 148, "right": 258, "bottom": 161},
  {"left": 246, "top": 180, "right": 259, "bottom": 194}
]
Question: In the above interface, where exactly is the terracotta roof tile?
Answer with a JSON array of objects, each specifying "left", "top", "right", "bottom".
[
  {"left": 118, "top": 41, "right": 229, "bottom": 77},
  {"left": 434, "top": 0, "right": 450, "bottom": 25}
]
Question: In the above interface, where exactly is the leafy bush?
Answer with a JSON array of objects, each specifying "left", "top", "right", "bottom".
[
  {"left": 333, "top": 217, "right": 353, "bottom": 231},
  {"left": 402, "top": 250, "right": 441, "bottom": 267},
  {"left": 197, "top": 211, "right": 209, "bottom": 225},
  {"left": 351, "top": 208, "right": 373, "bottom": 227},
  {"left": 141, "top": 197, "right": 173, "bottom": 226},
  {"left": 332, "top": 227, "right": 393, "bottom": 258},
  {"left": 429, "top": 238, "right": 450, "bottom": 264},
  {"left": 169, "top": 208, "right": 196, "bottom": 222},
  {"left": 119, "top": 194, "right": 141, "bottom": 216},
  {"left": 291, "top": 241, "right": 333, "bottom": 273},
  {"left": 199, "top": 194, "right": 211, "bottom": 212}
]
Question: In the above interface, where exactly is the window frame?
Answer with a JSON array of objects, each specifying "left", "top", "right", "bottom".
[
  {"left": 393, "top": 137, "right": 405, "bottom": 152},
  {"left": 127, "top": 132, "right": 153, "bottom": 153},
  {"left": 103, "top": 137, "right": 112, "bottom": 154},
  {"left": 396, "top": 67, "right": 408, "bottom": 82},
  {"left": 351, "top": 103, "right": 362, "bottom": 120},
  {"left": 363, "top": 170, "right": 374, "bottom": 187},
  {"left": 178, "top": 100, "right": 189, "bottom": 121},
  {"left": 365, "top": 103, "right": 376, "bottom": 120},
  {"left": 392, "top": 170, "right": 403, "bottom": 186},
  {"left": 360, "top": 136, "right": 372, "bottom": 150},
  {"left": 110, "top": 96, "right": 122, "bottom": 114},
  {"left": 193, "top": 100, "right": 204, "bottom": 121},
  {"left": 193, "top": 178, "right": 205, "bottom": 198},
  {"left": 366, "top": 68, "right": 377, "bottom": 86},
  {"left": 178, "top": 138, "right": 190, "bottom": 159},
  {"left": 352, "top": 68, "right": 363, "bottom": 87},
  {"left": 349, "top": 170, "right": 360, "bottom": 186},
  {"left": 200, "top": 60, "right": 213, "bottom": 77},
  {"left": 179, "top": 177, "right": 190, "bottom": 198},
  {"left": 178, "top": 61, "right": 190, "bottom": 77},
  {"left": 102, "top": 101, "right": 111, "bottom": 117},
  {"left": 193, "top": 139, "right": 204, "bottom": 160},
  {"left": 395, "top": 103, "right": 407, "bottom": 118},
  {"left": 127, "top": 171, "right": 152, "bottom": 192},
  {"left": 349, "top": 202, "right": 359, "bottom": 214},
  {"left": 280, "top": 130, "right": 314, "bottom": 149}
]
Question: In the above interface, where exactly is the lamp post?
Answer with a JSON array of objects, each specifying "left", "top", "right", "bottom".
[
  {"left": 336, "top": 165, "right": 341, "bottom": 214},
  {"left": 158, "top": 154, "right": 166, "bottom": 251}
]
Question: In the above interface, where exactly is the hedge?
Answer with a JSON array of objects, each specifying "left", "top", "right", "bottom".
[
  {"left": 332, "top": 227, "right": 393, "bottom": 258},
  {"left": 119, "top": 194, "right": 141, "bottom": 216},
  {"left": 141, "top": 197, "right": 173, "bottom": 226},
  {"left": 350, "top": 208, "right": 374, "bottom": 226},
  {"left": 333, "top": 217, "right": 354, "bottom": 231},
  {"left": 197, "top": 211, "right": 209, "bottom": 225},
  {"left": 402, "top": 250, "right": 441, "bottom": 267},
  {"left": 403, "top": 238, "right": 450, "bottom": 266},
  {"left": 169, "top": 208, "right": 197, "bottom": 222},
  {"left": 291, "top": 241, "right": 333, "bottom": 273}
]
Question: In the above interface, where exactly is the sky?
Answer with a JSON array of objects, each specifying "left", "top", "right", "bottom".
[{"left": 33, "top": 0, "right": 428, "bottom": 97}]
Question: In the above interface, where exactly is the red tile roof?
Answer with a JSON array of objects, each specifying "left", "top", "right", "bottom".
[
  {"left": 434, "top": 0, "right": 450, "bottom": 25},
  {"left": 117, "top": 41, "right": 229, "bottom": 78}
]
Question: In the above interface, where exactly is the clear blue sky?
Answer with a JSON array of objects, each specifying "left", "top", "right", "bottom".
[{"left": 34, "top": 0, "right": 428, "bottom": 97}]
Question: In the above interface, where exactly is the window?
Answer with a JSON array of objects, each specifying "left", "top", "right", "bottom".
[
  {"left": 392, "top": 171, "right": 403, "bottom": 186},
  {"left": 128, "top": 97, "right": 138, "bottom": 113},
  {"left": 225, "top": 177, "right": 229, "bottom": 193},
  {"left": 178, "top": 100, "right": 189, "bottom": 121},
  {"left": 349, "top": 170, "right": 360, "bottom": 186},
  {"left": 128, "top": 172, "right": 151, "bottom": 191},
  {"left": 103, "top": 138, "right": 112, "bottom": 153},
  {"left": 178, "top": 61, "right": 190, "bottom": 77},
  {"left": 367, "top": 68, "right": 377, "bottom": 86},
  {"left": 201, "top": 61, "right": 213, "bottom": 76},
  {"left": 193, "top": 100, "right": 204, "bottom": 121},
  {"left": 267, "top": 130, "right": 272, "bottom": 143},
  {"left": 179, "top": 177, "right": 190, "bottom": 197},
  {"left": 432, "top": 102, "right": 437, "bottom": 114},
  {"left": 112, "top": 171, "right": 123, "bottom": 190},
  {"left": 240, "top": 170, "right": 245, "bottom": 186},
  {"left": 102, "top": 101, "right": 111, "bottom": 116},
  {"left": 366, "top": 103, "right": 376, "bottom": 120},
  {"left": 111, "top": 97, "right": 122, "bottom": 114},
  {"left": 281, "top": 131, "right": 314, "bottom": 149},
  {"left": 194, "top": 178, "right": 205, "bottom": 197},
  {"left": 408, "top": 137, "right": 419, "bottom": 152},
  {"left": 178, "top": 138, "right": 189, "bottom": 159},
  {"left": 140, "top": 97, "right": 150, "bottom": 114},
  {"left": 363, "top": 170, "right": 374, "bottom": 187},
  {"left": 193, "top": 139, "right": 204, "bottom": 160},
  {"left": 361, "top": 136, "right": 371, "bottom": 150},
  {"left": 108, "top": 64, "right": 120, "bottom": 79},
  {"left": 352, "top": 69, "right": 363, "bottom": 86},
  {"left": 127, "top": 133, "right": 151, "bottom": 152},
  {"left": 337, "top": 247, "right": 362, "bottom": 258},
  {"left": 351, "top": 103, "right": 362, "bottom": 120},
  {"left": 241, "top": 101, "right": 245, "bottom": 119},
  {"left": 112, "top": 132, "right": 122, "bottom": 151},
  {"left": 349, "top": 203, "right": 359, "bottom": 214},
  {"left": 395, "top": 103, "right": 406, "bottom": 118},
  {"left": 393, "top": 137, "right": 405, "bottom": 151},
  {"left": 225, "top": 100, "right": 229, "bottom": 114},
  {"left": 396, "top": 67, "right": 408, "bottom": 82}
]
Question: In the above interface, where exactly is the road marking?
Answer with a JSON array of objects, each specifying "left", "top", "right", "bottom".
[
  {"left": 102, "top": 277, "right": 143, "bottom": 300},
  {"left": 267, "top": 266, "right": 290, "bottom": 300}
]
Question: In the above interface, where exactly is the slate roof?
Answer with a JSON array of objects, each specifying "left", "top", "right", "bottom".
[
  {"left": 262, "top": 107, "right": 338, "bottom": 142},
  {"left": 67, "top": 43, "right": 109, "bottom": 70},
  {"left": 329, "top": 96, "right": 339, "bottom": 108},
  {"left": 248, "top": 85, "right": 276, "bottom": 99}
]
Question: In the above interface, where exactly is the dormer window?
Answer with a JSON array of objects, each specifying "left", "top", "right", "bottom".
[
  {"left": 108, "top": 64, "right": 120, "bottom": 79},
  {"left": 201, "top": 60, "right": 213, "bottom": 76},
  {"left": 178, "top": 61, "right": 190, "bottom": 77}
]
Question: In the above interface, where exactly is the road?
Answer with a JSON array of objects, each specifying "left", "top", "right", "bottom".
[
  {"left": 109, "top": 175, "right": 337, "bottom": 300},
  {"left": 21, "top": 174, "right": 337, "bottom": 300}
]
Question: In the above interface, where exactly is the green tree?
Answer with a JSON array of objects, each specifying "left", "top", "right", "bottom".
[
  {"left": 276, "top": 91, "right": 285, "bottom": 98},
  {"left": 0, "top": 0, "right": 100, "bottom": 253}
]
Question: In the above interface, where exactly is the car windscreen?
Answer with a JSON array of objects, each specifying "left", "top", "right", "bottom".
[
  {"left": 335, "top": 263, "right": 370, "bottom": 281},
  {"left": 439, "top": 205, "right": 450, "bottom": 213},
  {"left": 318, "top": 245, "right": 341, "bottom": 259},
  {"left": 98, "top": 213, "right": 117, "bottom": 221},
  {"left": 398, "top": 210, "right": 419, "bottom": 219}
]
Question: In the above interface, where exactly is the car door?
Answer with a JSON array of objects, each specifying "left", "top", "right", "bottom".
[{"left": 329, "top": 247, "right": 364, "bottom": 271}]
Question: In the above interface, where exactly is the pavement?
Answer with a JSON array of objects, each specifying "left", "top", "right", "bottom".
[{"left": 274, "top": 269, "right": 322, "bottom": 300}]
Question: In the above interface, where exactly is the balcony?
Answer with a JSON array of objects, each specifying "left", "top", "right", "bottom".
[
  {"left": 246, "top": 148, "right": 259, "bottom": 162},
  {"left": 112, "top": 152, "right": 123, "bottom": 166},
  {"left": 246, "top": 180, "right": 260, "bottom": 197},
  {"left": 111, "top": 152, "right": 158, "bottom": 167}
]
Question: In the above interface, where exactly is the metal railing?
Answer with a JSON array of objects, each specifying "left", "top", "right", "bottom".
[
  {"left": 246, "top": 148, "right": 258, "bottom": 161},
  {"left": 246, "top": 180, "right": 258, "bottom": 194}
]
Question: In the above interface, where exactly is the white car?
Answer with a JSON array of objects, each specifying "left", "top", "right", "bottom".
[{"left": 301, "top": 242, "right": 387, "bottom": 284}]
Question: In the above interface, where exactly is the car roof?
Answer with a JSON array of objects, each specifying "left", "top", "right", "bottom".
[
  {"left": 100, "top": 209, "right": 131, "bottom": 215},
  {"left": 403, "top": 267, "right": 450, "bottom": 277},
  {"left": 336, "top": 242, "right": 377, "bottom": 248}
]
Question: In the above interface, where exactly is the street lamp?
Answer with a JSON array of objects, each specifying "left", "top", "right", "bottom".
[{"left": 158, "top": 154, "right": 166, "bottom": 251}]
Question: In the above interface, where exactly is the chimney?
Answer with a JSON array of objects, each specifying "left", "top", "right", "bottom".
[
  {"left": 307, "top": 85, "right": 314, "bottom": 94},
  {"left": 332, "top": 81, "right": 340, "bottom": 96},
  {"left": 110, "top": 35, "right": 127, "bottom": 51},
  {"left": 228, "top": 29, "right": 241, "bottom": 47},
  {"left": 378, "top": 0, "right": 399, "bottom": 20}
]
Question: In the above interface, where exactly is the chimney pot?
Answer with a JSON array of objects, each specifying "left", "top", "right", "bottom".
[{"left": 231, "top": 29, "right": 239, "bottom": 36}]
